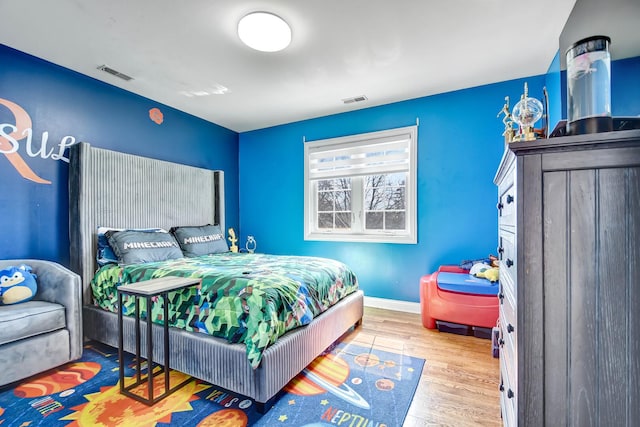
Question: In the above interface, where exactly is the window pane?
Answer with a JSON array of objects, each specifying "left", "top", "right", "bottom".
[
  {"left": 364, "top": 175, "right": 386, "bottom": 211},
  {"left": 335, "top": 212, "right": 351, "bottom": 229},
  {"left": 385, "top": 172, "right": 406, "bottom": 186},
  {"left": 385, "top": 187, "right": 405, "bottom": 210},
  {"left": 364, "top": 187, "right": 384, "bottom": 211},
  {"left": 385, "top": 212, "right": 405, "bottom": 230},
  {"left": 318, "top": 191, "right": 333, "bottom": 211},
  {"left": 316, "top": 177, "right": 352, "bottom": 231},
  {"left": 318, "top": 213, "right": 334, "bottom": 228},
  {"left": 366, "top": 212, "right": 384, "bottom": 229},
  {"left": 335, "top": 190, "right": 351, "bottom": 211},
  {"left": 364, "top": 172, "right": 407, "bottom": 231},
  {"left": 318, "top": 179, "right": 337, "bottom": 190},
  {"left": 335, "top": 178, "right": 351, "bottom": 190},
  {"left": 365, "top": 174, "right": 385, "bottom": 188}
]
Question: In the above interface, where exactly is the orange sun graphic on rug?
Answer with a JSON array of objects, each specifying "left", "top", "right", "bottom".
[{"left": 60, "top": 370, "right": 209, "bottom": 427}]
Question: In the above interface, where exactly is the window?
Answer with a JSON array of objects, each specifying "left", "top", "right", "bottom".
[{"left": 304, "top": 125, "right": 417, "bottom": 243}]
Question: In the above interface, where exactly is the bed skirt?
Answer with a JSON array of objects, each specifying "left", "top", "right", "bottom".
[{"left": 83, "top": 289, "right": 364, "bottom": 408}]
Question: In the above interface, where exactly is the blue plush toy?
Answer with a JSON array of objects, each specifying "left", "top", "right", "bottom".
[{"left": 0, "top": 264, "right": 38, "bottom": 305}]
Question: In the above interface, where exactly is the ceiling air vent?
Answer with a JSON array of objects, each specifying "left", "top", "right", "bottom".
[
  {"left": 97, "top": 65, "right": 133, "bottom": 81},
  {"left": 342, "top": 95, "right": 368, "bottom": 104}
]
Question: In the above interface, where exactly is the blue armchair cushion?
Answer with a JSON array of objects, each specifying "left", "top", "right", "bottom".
[{"left": 0, "top": 264, "right": 37, "bottom": 305}]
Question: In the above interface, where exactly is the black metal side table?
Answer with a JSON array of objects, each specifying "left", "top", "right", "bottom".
[{"left": 117, "top": 276, "right": 201, "bottom": 405}]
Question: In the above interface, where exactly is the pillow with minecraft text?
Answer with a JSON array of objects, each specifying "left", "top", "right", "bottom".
[
  {"left": 97, "top": 226, "right": 167, "bottom": 266},
  {"left": 170, "top": 224, "right": 229, "bottom": 257},
  {"left": 0, "top": 264, "right": 38, "bottom": 305},
  {"left": 106, "top": 229, "right": 183, "bottom": 265}
]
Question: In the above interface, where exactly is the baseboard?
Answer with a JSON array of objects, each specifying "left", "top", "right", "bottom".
[{"left": 363, "top": 296, "right": 421, "bottom": 314}]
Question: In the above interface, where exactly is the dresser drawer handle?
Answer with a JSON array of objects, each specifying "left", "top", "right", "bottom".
[
  {"left": 499, "top": 339, "right": 504, "bottom": 347},
  {"left": 507, "top": 389, "right": 514, "bottom": 399},
  {"left": 496, "top": 202, "right": 504, "bottom": 212},
  {"left": 499, "top": 383, "right": 504, "bottom": 392},
  {"left": 506, "top": 194, "right": 514, "bottom": 204},
  {"left": 498, "top": 292, "right": 504, "bottom": 304},
  {"left": 506, "top": 258, "right": 514, "bottom": 268},
  {"left": 507, "top": 324, "right": 514, "bottom": 333}
]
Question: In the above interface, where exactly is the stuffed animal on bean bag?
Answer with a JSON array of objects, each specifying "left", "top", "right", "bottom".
[
  {"left": 0, "top": 264, "right": 38, "bottom": 305},
  {"left": 470, "top": 262, "right": 500, "bottom": 282},
  {"left": 476, "top": 267, "right": 500, "bottom": 282}
]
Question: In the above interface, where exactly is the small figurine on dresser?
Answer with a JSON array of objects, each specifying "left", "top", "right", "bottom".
[
  {"left": 228, "top": 228, "right": 239, "bottom": 253},
  {"left": 497, "top": 96, "right": 515, "bottom": 144}
]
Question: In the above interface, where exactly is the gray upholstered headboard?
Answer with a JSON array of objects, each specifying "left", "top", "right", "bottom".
[{"left": 68, "top": 142, "right": 224, "bottom": 303}]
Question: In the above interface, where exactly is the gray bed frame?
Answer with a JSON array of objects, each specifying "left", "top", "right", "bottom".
[{"left": 68, "top": 142, "right": 364, "bottom": 412}]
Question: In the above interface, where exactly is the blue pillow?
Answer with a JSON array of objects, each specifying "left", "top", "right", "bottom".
[
  {"left": 170, "top": 224, "right": 229, "bottom": 257},
  {"left": 0, "top": 264, "right": 37, "bottom": 305},
  {"left": 97, "top": 226, "right": 166, "bottom": 266},
  {"left": 106, "top": 230, "right": 183, "bottom": 265}
]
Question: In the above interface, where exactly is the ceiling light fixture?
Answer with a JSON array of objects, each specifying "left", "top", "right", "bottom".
[{"left": 238, "top": 12, "right": 291, "bottom": 52}]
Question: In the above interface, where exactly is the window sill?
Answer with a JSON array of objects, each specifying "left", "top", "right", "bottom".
[{"left": 304, "top": 232, "right": 416, "bottom": 244}]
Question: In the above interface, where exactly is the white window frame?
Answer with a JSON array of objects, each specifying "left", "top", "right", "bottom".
[{"left": 304, "top": 125, "right": 417, "bottom": 244}]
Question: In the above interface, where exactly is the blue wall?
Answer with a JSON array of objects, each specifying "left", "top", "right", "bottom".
[
  {"left": 2, "top": 40, "right": 638, "bottom": 304},
  {"left": 610, "top": 56, "right": 640, "bottom": 117},
  {"left": 239, "top": 55, "right": 640, "bottom": 303},
  {"left": 239, "top": 77, "right": 547, "bottom": 302},
  {"left": 0, "top": 44, "right": 239, "bottom": 266}
]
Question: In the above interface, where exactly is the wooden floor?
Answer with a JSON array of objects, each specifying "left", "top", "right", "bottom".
[{"left": 341, "top": 307, "right": 502, "bottom": 427}]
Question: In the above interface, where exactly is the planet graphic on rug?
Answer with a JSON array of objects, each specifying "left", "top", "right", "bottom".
[
  {"left": 354, "top": 352, "right": 380, "bottom": 367},
  {"left": 285, "top": 354, "right": 370, "bottom": 409},
  {"left": 13, "top": 362, "right": 102, "bottom": 398},
  {"left": 375, "top": 378, "right": 395, "bottom": 391},
  {"left": 197, "top": 408, "right": 248, "bottom": 427}
]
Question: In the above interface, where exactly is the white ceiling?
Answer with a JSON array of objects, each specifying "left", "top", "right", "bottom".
[{"left": 0, "top": 0, "right": 588, "bottom": 132}]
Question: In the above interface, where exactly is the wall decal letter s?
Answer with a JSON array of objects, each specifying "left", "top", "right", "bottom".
[
  {"left": 0, "top": 124, "right": 19, "bottom": 154},
  {"left": 0, "top": 98, "right": 51, "bottom": 184}
]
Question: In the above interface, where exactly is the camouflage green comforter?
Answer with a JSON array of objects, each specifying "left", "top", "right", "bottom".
[{"left": 91, "top": 253, "right": 358, "bottom": 368}]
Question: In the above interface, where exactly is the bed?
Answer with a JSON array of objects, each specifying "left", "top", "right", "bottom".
[{"left": 68, "top": 142, "right": 364, "bottom": 412}]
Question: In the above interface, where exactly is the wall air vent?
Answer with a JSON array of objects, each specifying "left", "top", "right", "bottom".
[
  {"left": 342, "top": 95, "right": 368, "bottom": 104},
  {"left": 97, "top": 65, "right": 133, "bottom": 81}
]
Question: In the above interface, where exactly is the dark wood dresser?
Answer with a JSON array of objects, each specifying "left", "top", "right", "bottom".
[{"left": 494, "top": 129, "right": 640, "bottom": 426}]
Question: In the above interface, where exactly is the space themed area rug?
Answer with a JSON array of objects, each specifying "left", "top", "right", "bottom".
[{"left": 0, "top": 340, "right": 424, "bottom": 427}]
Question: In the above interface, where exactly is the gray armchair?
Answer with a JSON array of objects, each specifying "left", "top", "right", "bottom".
[{"left": 0, "top": 259, "right": 82, "bottom": 386}]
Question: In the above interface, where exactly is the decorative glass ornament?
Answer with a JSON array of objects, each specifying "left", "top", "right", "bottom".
[
  {"left": 512, "top": 82, "right": 543, "bottom": 141},
  {"left": 246, "top": 235, "right": 257, "bottom": 253}
]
